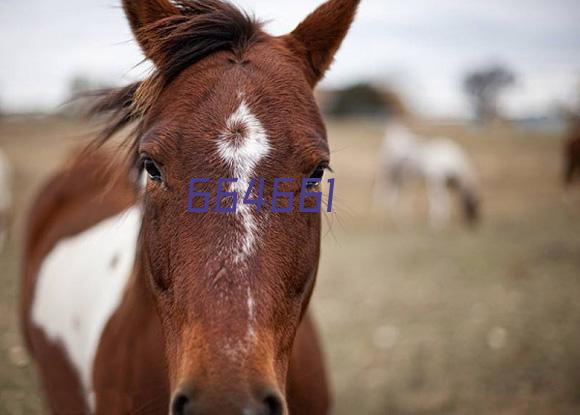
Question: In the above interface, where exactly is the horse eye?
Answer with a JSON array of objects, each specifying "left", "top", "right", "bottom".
[
  {"left": 307, "top": 163, "right": 329, "bottom": 187},
  {"left": 143, "top": 157, "right": 163, "bottom": 183}
]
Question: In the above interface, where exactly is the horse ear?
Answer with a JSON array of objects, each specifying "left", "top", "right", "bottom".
[
  {"left": 122, "top": 0, "right": 181, "bottom": 66},
  {"left": 283, "top": 0, "right": 360, "bottom": 87}
]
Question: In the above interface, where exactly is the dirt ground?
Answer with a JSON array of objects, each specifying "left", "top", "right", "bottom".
[{"left": 1, "top": 116, "right": 579, "bottom": 414}]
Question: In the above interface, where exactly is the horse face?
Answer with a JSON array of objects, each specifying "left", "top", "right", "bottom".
[
  {"left": 139, "top": 52, "right": 326, "bottom": 413},
  {"left": 122, "top": 1, "right": 360, "bottom": 413}
]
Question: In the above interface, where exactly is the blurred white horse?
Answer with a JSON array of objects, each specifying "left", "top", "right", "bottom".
[
  {"left": 0, "top": 148, "right": 12, "bottom": 251},
  {"left": 375, "top": 121, "right": 480, "bottom": 229}
]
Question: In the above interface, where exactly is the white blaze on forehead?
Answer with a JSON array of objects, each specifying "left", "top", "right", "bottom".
[
  {"left": 31, "top": 206, "right": 142, "bottom": 411},
  {"left": 216, "top": 99, "right": 270, "bottom": 360},
  {"left": 217, "top": 100, "right": 271, "bottom": 264}
]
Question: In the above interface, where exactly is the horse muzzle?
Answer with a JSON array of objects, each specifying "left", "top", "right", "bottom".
[{"left": 170, "top": 382, "right": 285, "bottom": 415}]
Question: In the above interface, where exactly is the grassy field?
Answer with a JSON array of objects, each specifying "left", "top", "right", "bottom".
[{"left": 1, "top": 116, "right": 579, "bottom": 414}]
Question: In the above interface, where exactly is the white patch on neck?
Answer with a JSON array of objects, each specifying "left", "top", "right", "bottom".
[
  {"left": 216, "top": 100, "right": 271, "bottom": 264},
  {"left": 31, "top": 206, "right": 142, "bottom": 411}
]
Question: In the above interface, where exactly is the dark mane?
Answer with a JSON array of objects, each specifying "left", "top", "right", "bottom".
[
  {"left": 145, "top": 0, "right": 261, "bottom": 81},
  {"left": 88, "top": 0, "right": 263, "bottom": 168}
]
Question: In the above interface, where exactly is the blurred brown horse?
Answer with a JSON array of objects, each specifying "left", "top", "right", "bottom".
[
  {"left": 0, "top": 148, "right": 11, "bottom": 251},
  {"left": 564, "top": 117, "right": 580, "bottom": 186},
  {"left": 21, "top": 1, "right": 360, "bottom": 414}
]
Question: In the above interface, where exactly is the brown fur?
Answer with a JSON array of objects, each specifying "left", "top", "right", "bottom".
[
  {"left": 23, "top": 1, "right": 359, "bottom": 413},
  {"left": 564, "top": 118, "right": 580, "bottom": 186}
]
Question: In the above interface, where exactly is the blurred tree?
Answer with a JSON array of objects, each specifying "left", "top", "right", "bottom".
[
  {"left": 463, "top": 65, "right": 516, "bottom": 124},
  {"left": 326, "top": 82, "right": 406, "bottom": 118},
  {"left": 327, "top": 83, "right": 387, "bottom": 117}
]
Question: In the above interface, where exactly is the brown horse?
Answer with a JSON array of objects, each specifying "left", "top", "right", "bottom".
[
  {"left": 0, "top": 148, "right": 11, "bottom": 252},
  {"left": 20, "top": 1, "right": 360, "bottom": 414},
  {"left": 564, "top": 117, "right": 580, "bottom": 186}
]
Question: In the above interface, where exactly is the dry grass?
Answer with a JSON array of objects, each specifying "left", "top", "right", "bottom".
[{"left": 1, "top": 116, "right": 579, "bottom": 414}]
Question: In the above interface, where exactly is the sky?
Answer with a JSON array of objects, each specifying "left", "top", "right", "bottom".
[{"left": 0, "top": 0, "right": 579, "bottom": 117}]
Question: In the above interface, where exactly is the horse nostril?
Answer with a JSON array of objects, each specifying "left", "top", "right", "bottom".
[
  {"left": 171, "top": 390, "right": 192, "bottom": 415},
  {"left": 262, "top": 391, "right": 284, "bottom": 415}
]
